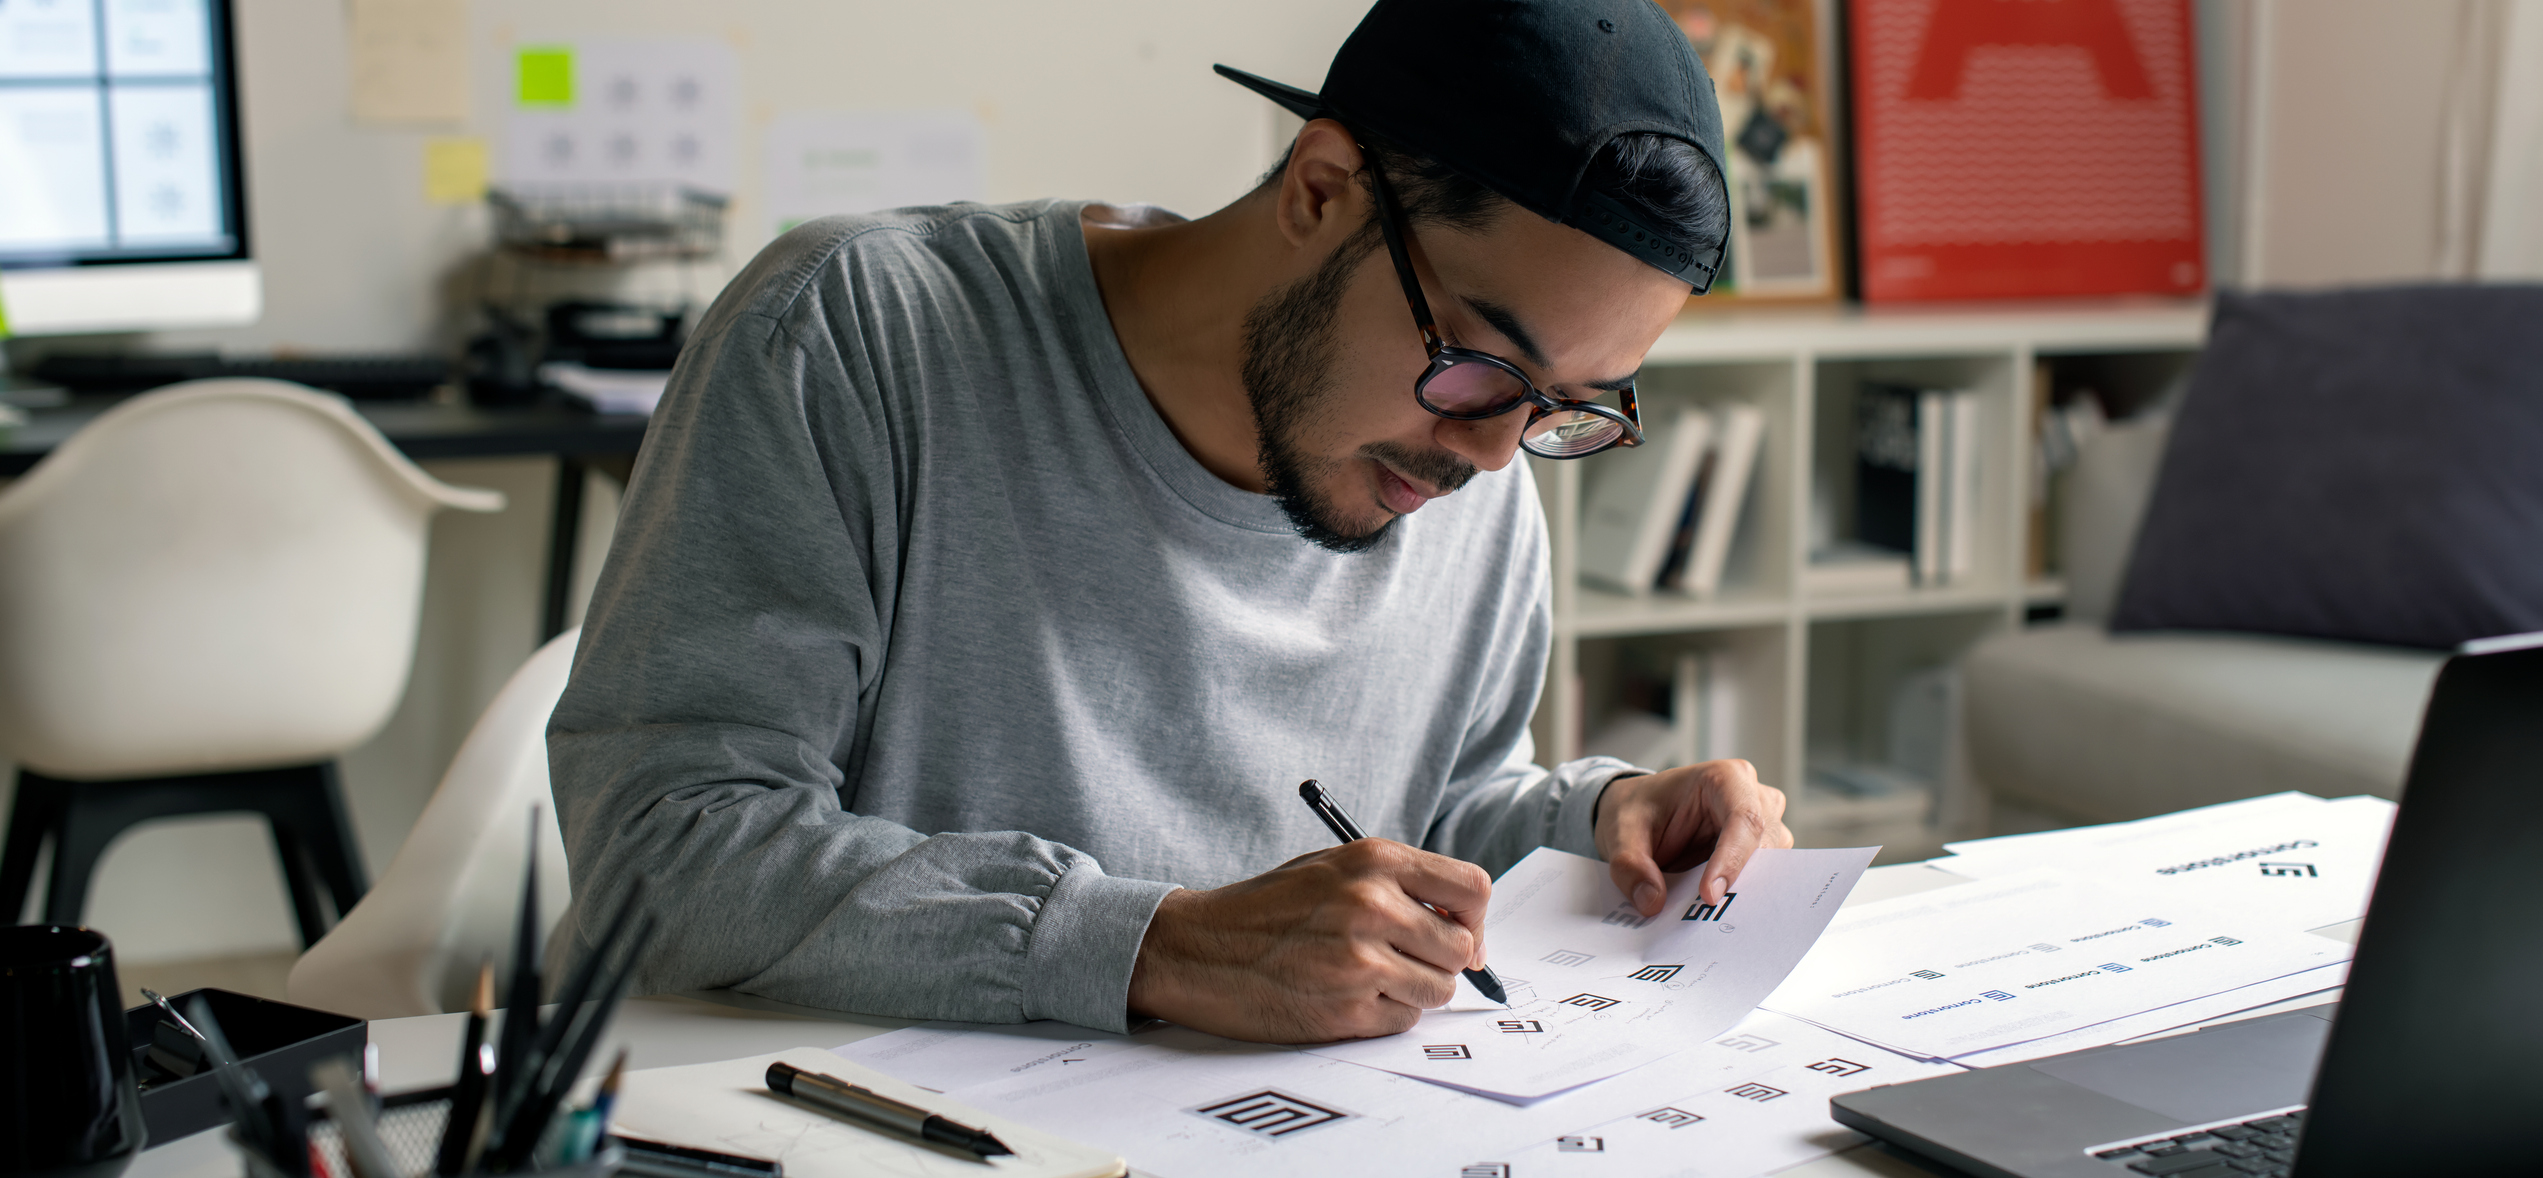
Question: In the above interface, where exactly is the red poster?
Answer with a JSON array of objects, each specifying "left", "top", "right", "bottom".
[{"left": 1848, "top": 0, "right": 2206, "bottom": 302}]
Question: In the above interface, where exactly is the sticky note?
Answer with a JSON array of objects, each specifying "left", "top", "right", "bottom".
[
  {"left": 517, "top": 46, "right": 573, "bottom": 106},
  {"left": 424, "top": 137, "right": 488, "bottom": 203}
]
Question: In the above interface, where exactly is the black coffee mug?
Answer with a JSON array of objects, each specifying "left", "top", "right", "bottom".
[{"left": 1, "top": 926, "right": 148, "bottom": 1178}]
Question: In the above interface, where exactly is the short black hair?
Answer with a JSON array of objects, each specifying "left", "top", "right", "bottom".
[{"left": 1257, "top": 128, "right": 1728, "bottom": 270}]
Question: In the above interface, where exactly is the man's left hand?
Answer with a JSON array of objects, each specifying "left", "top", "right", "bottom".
[{"left": 1595, "top": 759, "right": 1795, "bottom": 918}]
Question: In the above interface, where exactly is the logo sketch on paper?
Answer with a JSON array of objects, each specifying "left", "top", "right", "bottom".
[
  {"left": 1423, "top": 1044, "right": 1472, "bottom": 1060},
  {"left": 1683, "top": 893, "right": 1738, "bottom": 922},
  {"left": 1727, "top": 1082, "right": 1789, "bottom": 1102},
  {"left": 1496, "top": 1020, "right": 1545, "bottom": 1034},
  {"left": 1602, "top": 903, "right": 1658, "bottom": 929},
  {"left": 2099, "top": 962, "right": 2133, "bottom": 973},
  {"left": 1630, "top": 964, "right": 1685, "bottom": 983},
  {"left": 1717, "top": 1033, "right": 1779, "bottom": 1053},
  {"left": 1638, "top": 1106, "right": 1705, "bottom": 1129},
  {"left": 1561, "top": 993, "right": 1621, "bottom": 1011},
  {"left": 1557, "top": 1135, "right": 1605, "bottom": 1152},
  {"left": 1186, "top": 1090, "right": 1354, "bottom": 1140},
  {"left": 2140, "top": 918, "right": 2173, "bottom": 928},
  {"left": 1910, "top": 969, "right": 1945, "bottom": 980},
  {"left": 1982, "top": 990, "right": 2015, "bottom": 1001},
  {"left": 1806, "top": 1058, "right": 1870, "bottom": 1077},
  {"left": 2029, "top": 943, "right": 2061, "bottom": 953},
  {"left": 1460, "top": 1166, "right": 1510, "bottom": 1178},
  {"left": 2259, "top": 862, "right": 2317, "bottom": 877},
  {"left": 1540, "top": 949, "right": 1595, "bottom": 967},
  {"left": 2210, "top": 936, "right": 2243, "bottom": 946}
]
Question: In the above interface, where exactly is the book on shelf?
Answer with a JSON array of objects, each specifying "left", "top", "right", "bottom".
[
  {"left": 1579, "top": 648, "right": 1742, "bottom": 770},
  {"left": 1853, "top": 382, "right": 1981, "bottom": 588},
  {"left": 1656, "top": 402, "right": 1766, "bottom": 598},
  {"left": 1804, "top": 539, "right": 1913, "bottom": 596},
  {"left": 1578, "top": 406, "right": 1713, "bottom": 595}
]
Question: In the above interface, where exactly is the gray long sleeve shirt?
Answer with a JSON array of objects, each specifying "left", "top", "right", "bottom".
[{"left": 546, "top": 200, "right": 1638, "bottom": 1033}]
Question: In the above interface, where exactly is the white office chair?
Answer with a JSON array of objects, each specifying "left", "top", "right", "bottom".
[
  {"left": 287, "top": 629, "right": 579, "bottom": 1018},
  {"left": 0, "top": 379, "right": 505, "bottom": 944}
]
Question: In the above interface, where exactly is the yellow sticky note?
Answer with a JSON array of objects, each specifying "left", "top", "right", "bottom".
[
  {"left": 517, "top": 46, "right": 573, "bottom": 106},
  {"left": 424, "top": 136, "right": 488, "bottom": 204}
]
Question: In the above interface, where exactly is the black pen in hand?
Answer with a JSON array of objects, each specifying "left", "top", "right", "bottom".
[{"left": 1297, "top": 779, "right": 1509, "bottom": 1005}]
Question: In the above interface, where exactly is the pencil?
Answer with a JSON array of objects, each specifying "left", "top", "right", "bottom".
[{"left": 435, "top": 960, "right": 497, "bottom": 1176}]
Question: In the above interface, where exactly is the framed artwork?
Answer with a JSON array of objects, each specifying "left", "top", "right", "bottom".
[{"left": 1660, "top": 0, "right": 1845, "bottom": 303}]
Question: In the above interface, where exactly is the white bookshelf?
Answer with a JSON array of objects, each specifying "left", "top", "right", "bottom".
[{"left": 1528, "top": 300, "right": 2207, "bottom": 858}]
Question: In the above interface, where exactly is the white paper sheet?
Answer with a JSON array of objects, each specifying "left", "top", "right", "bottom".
[
  {"left": 1930, "top": 794, "right": 2394, "bottom": 933},
  {"left": 1945, "top": 960, "right": 2346, "bottom": 1069},
  {"left": 1303, "top": 846, "right": 1875, "bottom": 1100},
  {"left": 838, "top": 1011, "right": 1949, "bottom": 1178},
  {"left": 1761, "top": 870, "right": 2351, "bottom": 1062},
  {"left": 761, "top": 110, "right": 985, "bottom": 239}
]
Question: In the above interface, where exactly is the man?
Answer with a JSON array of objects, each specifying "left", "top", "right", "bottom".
[{"left": 548, "top": 0, "right": 1794, "bottom": 1044}]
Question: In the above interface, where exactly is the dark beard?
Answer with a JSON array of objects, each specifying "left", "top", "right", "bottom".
[{"left": 1239, "top": 237, "right": 1477, "bottom": 554}]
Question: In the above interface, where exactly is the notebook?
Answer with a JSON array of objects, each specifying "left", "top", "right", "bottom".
[{"left": 610, "top": 1046, "right": 1127, "bottom": 1178}]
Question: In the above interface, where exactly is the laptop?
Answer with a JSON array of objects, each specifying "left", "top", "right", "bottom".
[{"left": 1829, "top": 638, "right": 2543, "bottom": 1178}]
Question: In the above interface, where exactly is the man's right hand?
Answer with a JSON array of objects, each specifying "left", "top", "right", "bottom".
[{"left": 1126, "top": 839, "right": 1491, "bottom": 1043}]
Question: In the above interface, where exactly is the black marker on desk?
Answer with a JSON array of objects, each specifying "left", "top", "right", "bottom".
[
  {"left": 765, "top": 1062, "right": 1014, "bottom": 1159},
  {"left": 1297, "top": 779, "right": 1509, "bottom": 1005}
]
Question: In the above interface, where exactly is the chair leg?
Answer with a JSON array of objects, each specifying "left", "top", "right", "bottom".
[
  {"left": 43, "top": 777, "right": 126, "bottom": 927},
  {"left": 257, "top": 762, "right": 370, "bottom": 948},
  {"left": 0, "top": 770, "right": 69, "bottom": 924}
]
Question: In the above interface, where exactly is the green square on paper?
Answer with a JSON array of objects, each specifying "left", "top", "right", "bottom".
[{"left": 517, "top": 47, "right": 574, "bottom": 107}]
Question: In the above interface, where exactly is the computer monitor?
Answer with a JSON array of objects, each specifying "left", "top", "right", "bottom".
[{"left": 0, "top": 0, "right": 257, "bottom": 336}]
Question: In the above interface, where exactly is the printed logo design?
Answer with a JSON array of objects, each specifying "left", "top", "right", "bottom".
[
  {"left": 1422, "top": 1044, "right": 1472, "bottom": 1061},
  {"left": 1910, "top": 970, "right": 1945, "bottom": 980},
  {"left": 1630, "top": 964, "right": 1685, "bottom": 983},
  {"left": 2099, "top": 963, "right": 2133, "bottom": 973},
  {"left": 1540, "top": 949, "right": 1595, "bottom": 968},
  {"left": 1806, "top": 1058, "right": 1870, "bottom": 1077},
  {"left": 1638, "top": 1106, "right": 1705, "bottom": 1129},
  {"left": 1981, "top": 990, "right": 2015, "bottom": 1001},
  {"left": 2259, "top": 862, "right": 2317, "bottom": 877},
  {"left": 1562, "top": 993, "right": 1622, "bottom": 1011},
  {"left": 2210, "top": 936, "right": 2243, "bottom": 946},
  {"left": 1557, "top": 1136, "right": 1605, "bottom": 1153},
  {"left": 1496, "top": 1020, "right": 1545, "bottom": 1034},
  {"left": 1187, "top": 1090, "right": 1354, "bottom": 1140},
  {"left": 1683, "top": 893, "right": 1739, "bottom": 922},
  {"left": 2029, "top": 943, "right": 2062, "bottom": 953},
  {"left": 1726, "top": 1082, "right": 1789, "bottom": 1102},
  {"left": 1716, "top": 1033, "right": 1780, "bottom": 1053},
  {"left": 2140, "top": 919, "right": 2173, "bottom": 928},
  {"left": 1602, "top": 904, "right": 1658, "bottom": 929},
  {"left": 1460, "top": 1166, "right": 1509, "bottom": 1178}
]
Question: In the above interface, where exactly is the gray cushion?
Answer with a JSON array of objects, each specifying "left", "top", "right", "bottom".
[
  {"left": 2112, "top": 285, "right": 2543, "bottom": 650},
  {"left": 2061, "top": 410, "right": 2172, "bottom": 624},
  {"left": 1965, "top": 622, "right": 2443, "bottom": 824}
]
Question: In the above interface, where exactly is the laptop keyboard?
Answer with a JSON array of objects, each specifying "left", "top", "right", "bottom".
[{"left": 2089, "top": 1108, "right": 2305, "bottom": 1177}]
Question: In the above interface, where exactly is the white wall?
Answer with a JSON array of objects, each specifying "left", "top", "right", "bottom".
[{"left": 9, "top": 0, "right": 1369, "bottom": 963}]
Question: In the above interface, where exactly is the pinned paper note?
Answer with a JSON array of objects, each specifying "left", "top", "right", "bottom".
[
  {"left": 348, "top": 0, "right": 468, "bottom": 124},
  {"left": 423, "top": 137, "right": 487, "bottom": 204},
  {"left": 761, "top": 110, "right": 986, "bottom": 236},
  {"left": 503, "top": 39, "right": 736, "bottom": 193}
]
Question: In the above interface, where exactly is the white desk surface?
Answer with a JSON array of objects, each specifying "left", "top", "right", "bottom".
[{"left": 131, "top": 862, "right": 2351, "bottom": 1178}]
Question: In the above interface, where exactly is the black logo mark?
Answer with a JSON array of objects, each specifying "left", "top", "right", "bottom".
[
  {"left": 1683, "top": 893, "right": 1738, "bottom": 922},
  {"left": 1460, "top": 1166, "right": 1509, "bottom": 1178},
  {"left": 1495, "top": 1020, "right": 1544, "bottom": 1034},
  {"left": 1187, "top": 1090, "right": 1353, "bottom": 1139},
  {"left": 1562, "top": 993, "right": 1621, "bottom": 1011},
  {"left": 1806, "top": 1058, "right": 1869, "bottom": 1077},
  {"left": 1602, "top": 904, "right": 1657, "bottom": 929},
  {"left": 1557, "top": 1136, "right": 1605, "bottom": 1152},
  {"left": 2259, "top": 862, "right": 2317, "bottom": 877},
  {"left": 1716, "top": 1033, "right": 1779, "bottom": 1053},
  {"left": 1727, "top": 1082, "right": 1789, "bottom": 1102},
  {"left": 1423, "top": 1044, "right": 1471, "bottom": 1061},
  {"left": 1540, "top": 949, "right": 1594, "bottom": 967},
  {"left": 1630, "top": 964, "right": 1685, "bottom": 983},
  {"left": 1638, "top": 1106, "right": 1704, "bottom": 1129}
]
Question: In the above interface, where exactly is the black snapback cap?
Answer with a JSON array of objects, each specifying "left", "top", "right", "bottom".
[{"left": 1217, "top": 0, "right": 1727, "bottom": 291}]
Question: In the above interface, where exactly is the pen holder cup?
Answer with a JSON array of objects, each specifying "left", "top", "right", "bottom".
[{"left": 237, "top": 1086, "right": 621, "bottom": 1178}]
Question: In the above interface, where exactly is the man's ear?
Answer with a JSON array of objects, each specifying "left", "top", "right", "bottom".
[{"left": 1275, "top": 119, "right": 1367, "bottom": 252}]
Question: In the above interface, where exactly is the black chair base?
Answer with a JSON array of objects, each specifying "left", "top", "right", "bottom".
[{"left": 0, "top": 762, "right": 369, "bottom": 948}]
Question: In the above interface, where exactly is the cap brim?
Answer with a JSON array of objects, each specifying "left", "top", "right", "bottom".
[{"left": 1213, "top": 64, "right": 1326, "bottom": 121}]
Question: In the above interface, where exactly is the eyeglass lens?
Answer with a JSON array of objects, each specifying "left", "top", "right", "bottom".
[
  {"left": 1419, "top": 355, "right": 1530, "bottom": 415},
  {"left": 1525, "top": 408, "right": 1629, "bottom": 457}
]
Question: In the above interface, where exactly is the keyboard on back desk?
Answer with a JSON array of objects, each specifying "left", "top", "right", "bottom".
[
  {"left": 2089, "top": 1109, "right": 2306, "bottom": 1178},
  {"left": 31, "top": 352, "right": 454, "bottom": 400}
]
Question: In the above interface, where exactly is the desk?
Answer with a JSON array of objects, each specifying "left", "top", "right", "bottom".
[{"left": 1, "top": 395, "right": 647, "bottom": 640}]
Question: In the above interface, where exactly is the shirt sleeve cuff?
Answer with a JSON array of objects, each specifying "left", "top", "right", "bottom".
[
  {"left": 1018, "top": 862, "right": 1181, "bottom": 1033},
  {"left": 1552, "top": 758, "right": 1647, "bottom": 860}
]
